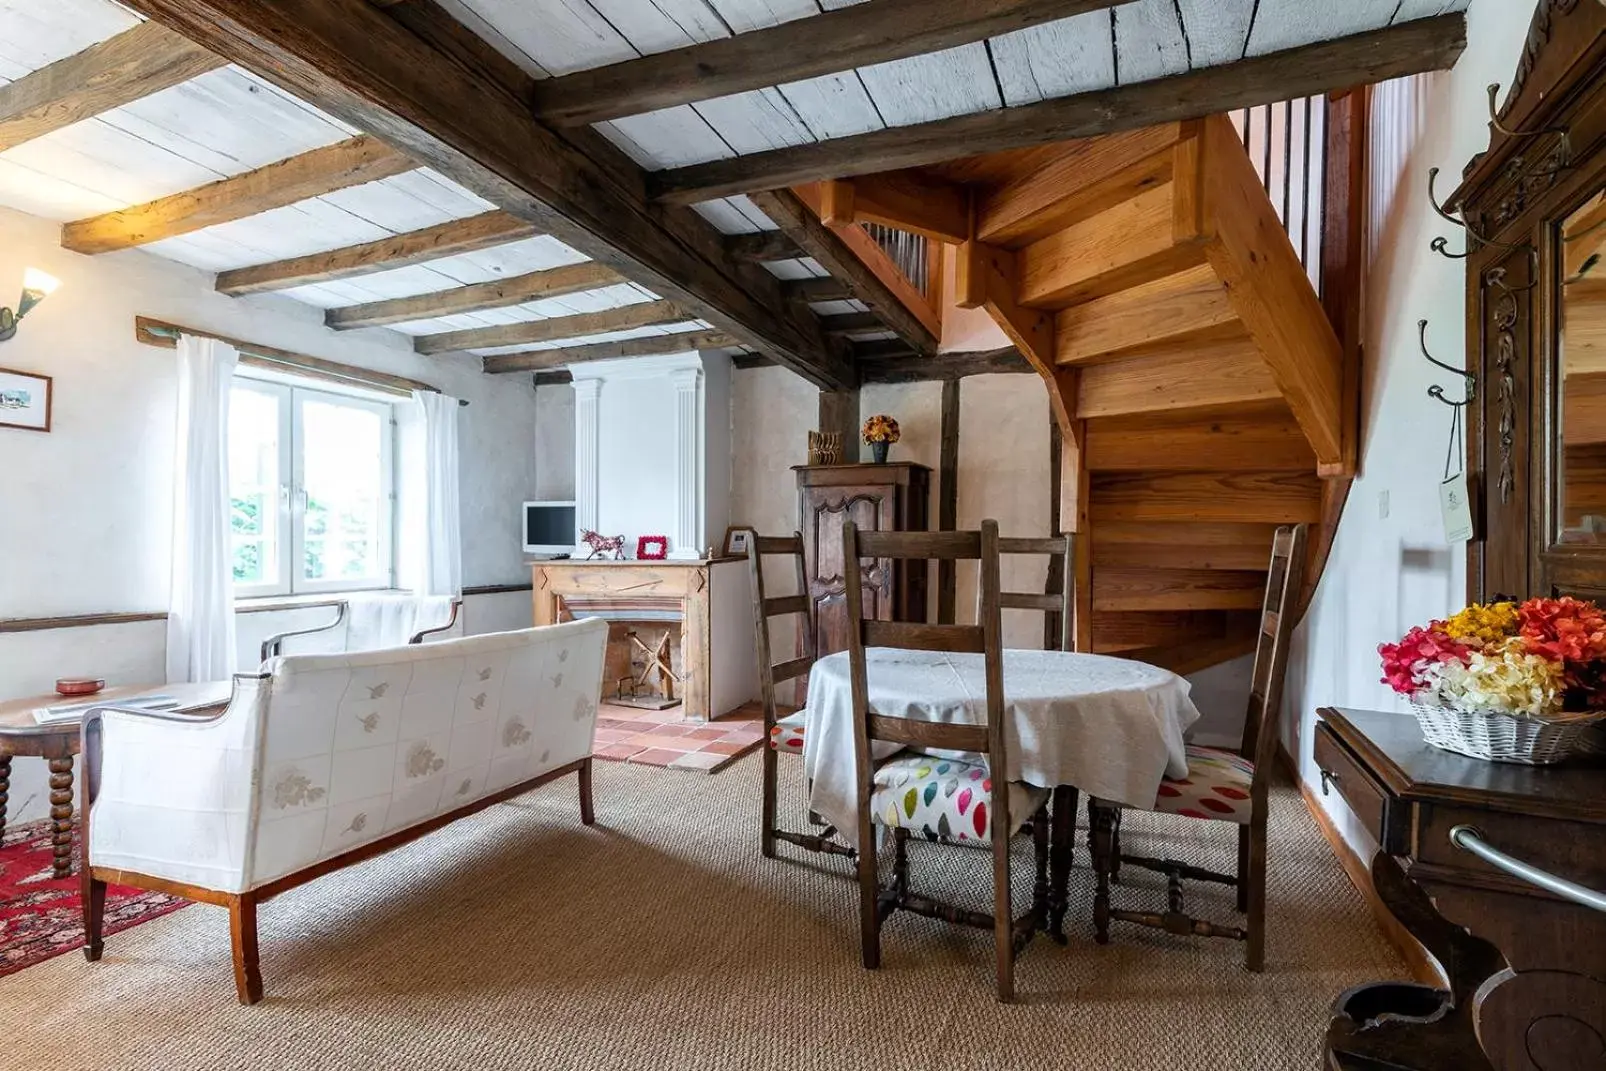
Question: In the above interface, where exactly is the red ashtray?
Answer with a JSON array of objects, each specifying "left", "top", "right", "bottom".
[{"left": 55, "top": 678, "right": 105, "bottom": 697}]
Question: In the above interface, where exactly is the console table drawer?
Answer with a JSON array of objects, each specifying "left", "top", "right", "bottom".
[{"left": 1314, "top": 722, "right": 1401, "bottom": 852}]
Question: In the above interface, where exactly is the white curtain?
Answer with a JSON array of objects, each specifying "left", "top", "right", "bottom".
[
  {"left": 408, "top": 390, "right": 463, "bottom": 597},
  {"left": 167, "top": 334, "right": 240, "bottom": 683}
]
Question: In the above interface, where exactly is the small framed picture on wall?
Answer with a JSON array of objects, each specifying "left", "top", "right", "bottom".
[
  {"left": 0, "top": 366, "right": 51, "bottom": 433},
  {"left": 722, "top": 526, "right": 754, "bottom": 558}
]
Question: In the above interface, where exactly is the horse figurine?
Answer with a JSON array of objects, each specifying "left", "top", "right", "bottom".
[{"left": 581, "top": 529, "right": 627, "bottom": 560}]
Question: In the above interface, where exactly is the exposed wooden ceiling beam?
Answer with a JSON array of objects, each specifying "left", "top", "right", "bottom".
[
  {"left": 414, "top": 299, "right": 688, "bottom": 354},
  {"left": 752, "top": 188, "right": 938, "bottom": 354},
  {"left": 857, "top": 347, "right": 1033, "bottom": 384},
  {"left": 482, "top": 330, "right": 737, "bottom": 373},
  {"left": 215, "top": 210, "right": 538, "bottom": 295},
  {"left": 532, "top": 0, "right": 1115, "bottom": 128},
  {"left": 121, "top": 0, "right": 853, "bottom": 390},
  {"left": 651, "top": 15, "right": 1467, "bottom": 204},
  {"left": 0, "top": 21, "right": 223, "bottom": 153},
  {"left": 820, "top": 311, "right": 886, "bottom": 335},
  {"left": 62, "top": 134, "right": 413, "bottom": 254},
  {"left": 326, "top": 261, "right": 623, "bottom": 330},
  {"left": 782, "top": 277, "right": 853, "bottom": 303},
  {"left": 725, "top": 230, "right": 803, "bottom": 263}
]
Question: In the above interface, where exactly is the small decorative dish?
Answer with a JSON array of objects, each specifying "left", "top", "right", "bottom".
[{"left": 55, "top": 677, "right": 105, "bottom": 697}]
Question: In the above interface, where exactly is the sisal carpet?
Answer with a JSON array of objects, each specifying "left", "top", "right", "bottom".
[{"left": 0, "top": 755, "right": 1403, "bottom": 1070}]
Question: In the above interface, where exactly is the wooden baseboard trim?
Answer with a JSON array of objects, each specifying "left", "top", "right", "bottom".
[
  {"left": 0, "top": 610, "right": 167, "bottom": 634},
  {"left": 1292, "top": 773, "right": 1445, "bottom": 987}
]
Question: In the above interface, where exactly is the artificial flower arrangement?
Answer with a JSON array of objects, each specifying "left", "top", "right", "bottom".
[
  {"left": 862, "top": 414, "right": 901, "bottom": 463},
  {"left": 1379, "top": 596, "right": 1606, "bottom": 762},
  {"left": 862, "top": 414, "right": 901, "bottom": 444}
]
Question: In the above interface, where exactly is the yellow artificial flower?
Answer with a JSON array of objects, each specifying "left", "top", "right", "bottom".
[{"left": 1441, "top": 601, "right": 1520, "bottom": 647}]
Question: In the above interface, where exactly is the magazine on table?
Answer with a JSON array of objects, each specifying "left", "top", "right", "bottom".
[{"left": 32, "top": 695, "right": 180, "bottom": 725}]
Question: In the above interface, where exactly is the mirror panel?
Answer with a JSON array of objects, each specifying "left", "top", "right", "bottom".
[{"left": 1557, "top": 189, "right": 1606, "bottom": 546}]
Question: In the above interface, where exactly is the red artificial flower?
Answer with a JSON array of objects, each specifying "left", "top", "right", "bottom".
[
  {"left": 1378, "top": 623, "right": 1471, "bottom": 695},
  {"left": 1517, "top": 596, "right": 1606, "bottom": 666}
]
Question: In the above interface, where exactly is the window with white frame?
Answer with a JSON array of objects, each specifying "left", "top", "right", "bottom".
[{"left": 228, "top": 379, "right": 395, "bottom": 597}]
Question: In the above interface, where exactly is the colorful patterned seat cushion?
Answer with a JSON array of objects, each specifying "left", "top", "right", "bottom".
[
  {"left": 1147, "top": 744, "right": 1255, "bottom": 823},
  {"left": 869, "top": 753, "right": 1049, "bottom": 844},
  {"left": 769, "top": 710, "right": 806, "bottom": 753}
]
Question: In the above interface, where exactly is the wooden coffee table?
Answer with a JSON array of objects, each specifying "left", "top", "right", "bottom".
[{"left": 0, "top": 682, "right": 231, "bottom": 878}]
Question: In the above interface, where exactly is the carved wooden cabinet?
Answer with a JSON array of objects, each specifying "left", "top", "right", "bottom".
[{"left": 794, "top": 463, "right": 930, "bottom": 660}]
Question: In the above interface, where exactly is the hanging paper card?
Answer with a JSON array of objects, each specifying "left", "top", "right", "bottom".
[{"left": 1441, "top": 473, "right": 1474, "bottom": 543}]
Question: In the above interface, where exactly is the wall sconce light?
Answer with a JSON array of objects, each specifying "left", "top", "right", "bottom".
[{"left": 0, "top": 268, "right": 61, "bottom": 342}]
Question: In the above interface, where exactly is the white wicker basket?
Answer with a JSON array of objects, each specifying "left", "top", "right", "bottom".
[{"left": 1409, "top": 700, "right": 1606, "bottom": 765}]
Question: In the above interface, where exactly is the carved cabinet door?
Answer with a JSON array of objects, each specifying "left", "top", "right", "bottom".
[
  {"left": 795, "top": 463, "right": 931, "bottom": 661},
  {"left": 804, "top": 489, "right": 893, "bottom": 659}
]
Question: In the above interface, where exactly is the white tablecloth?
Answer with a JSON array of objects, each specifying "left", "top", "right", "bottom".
[{"left": 803, "top": 649, "right": 1201, "bottom": 845}]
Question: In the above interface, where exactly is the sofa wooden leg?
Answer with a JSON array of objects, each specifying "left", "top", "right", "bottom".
[
  {"left": 81, "top": 872, "right": 107, "bottom": 962},
  {"left": 229, "top": 894, "right": 263, "bottom": 1005},
  {"left": 578, "top": 757, "right": 595, "bottom": 826}
]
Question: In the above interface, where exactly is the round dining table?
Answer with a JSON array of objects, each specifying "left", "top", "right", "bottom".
[{"left": 801, "top": 647, "right": 1201, "bottom": 847}]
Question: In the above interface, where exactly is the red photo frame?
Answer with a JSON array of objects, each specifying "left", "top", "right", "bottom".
[{"left": 636, "top": 535, "right": 668, "bottom": 560}]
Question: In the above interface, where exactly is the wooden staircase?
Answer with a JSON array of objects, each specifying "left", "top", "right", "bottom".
[{"left": 952, "top": 112, "right": 1357, "bottom": 672}]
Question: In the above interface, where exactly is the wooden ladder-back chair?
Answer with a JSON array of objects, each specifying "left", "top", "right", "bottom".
[
  {"left": 998, "top": 534, "right": 1077, "bottom": 654},
  {"left": 843, "top": 519, "right": 1052, "bottom": 1002},
  {"left": 747, "top": 532, "right": 853, "bottom": 860},
  {"left": 999, "top": 532, "right": 1079, "bottom": 940},
  {"left": 1088, "top": 523, "right": 1308, "bottom": 971}
]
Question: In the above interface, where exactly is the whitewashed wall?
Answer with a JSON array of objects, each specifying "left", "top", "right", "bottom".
[
  {"left": 533, "top": 383, "right": 577, "bottom": 501},
  {"left": 0, "top": 205, "right": 541, "bottom": 823},
  {"left": 1282, "top": 0, "right": 1539, "bottom": 856}
]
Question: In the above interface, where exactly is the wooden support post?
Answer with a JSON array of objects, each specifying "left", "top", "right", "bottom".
[
  {"left": 819, "top": 389, "right": 860, "bottom": 462},
  {"left": 937, "top": 379, "right": 960, "bottom": 625},
  {"left": 1045, "top": 418, "right": 1065, "bottom": 650}
]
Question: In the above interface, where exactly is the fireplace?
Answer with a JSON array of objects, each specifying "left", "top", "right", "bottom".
[{"left": 532, "top": 558, "right": 755, "bottom": 722}]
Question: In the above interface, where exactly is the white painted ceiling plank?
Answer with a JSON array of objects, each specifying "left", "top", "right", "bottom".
[
  {"left": 773, "top": 73, "right": 886, "bottom": 141},
  {"left": 1114, "top": 0, "right": 1189, "bottom": 85},
  {"left": 694, "top": 198, "right": 763, "bottom": 234},
  {"left": 0, "top": 0, "right": 139, "bottom": 78},
  {"left": 1176, "top": 0, "right": 1255, "bottom": 68},
  {"left": 0, "top": 158, "right": 121, "bottom": 219},
  {"left": 1393, "top": 0, "right": 1470, "bottom": 20},
  {"left": 693, "top": 88, "right": 818, "bottom": 156},
  {"left": 854, "top": 44, "right": 1002, "bottom": 126},
  {"left": 990, "top": 10, "right": 1115, "bottom": 107},
  {"left": 705, "top": 0, "right": 822, "bottom": 33},
  {"left": 1245, "top": 0, "right": 1400, "bottom": 57},
  {"left": 450, "top": 0, "right": 630, "bottom": 76},
  {"left": 601, "top": 107, "right": 733, "bottom": 169},
  {"left": 2, "top": 121, "right": 221, "bottom": 205}
]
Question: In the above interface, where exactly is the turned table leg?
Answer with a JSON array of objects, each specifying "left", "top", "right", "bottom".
[
  {"left": 0, "top": 755, "right": 10, "bottom": 843},
  {"left": 48, "top": 756, "right": 74, "bottom": 879}
]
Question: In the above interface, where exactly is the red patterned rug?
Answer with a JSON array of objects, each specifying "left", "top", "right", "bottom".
[{"left": 0, "top": 819, "right": 188, "bottom": 978}]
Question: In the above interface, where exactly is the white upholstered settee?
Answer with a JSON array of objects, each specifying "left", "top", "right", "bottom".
[{"left": 79, "top": 619, "right": 608, "bottom": 1004}]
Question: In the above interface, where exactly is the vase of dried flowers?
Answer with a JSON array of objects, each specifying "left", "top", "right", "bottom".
[
  {"left": 862, "top": 414, "right": 899, "bottom": 463},
  {"left": 1378, "top": 596, "right": 1606, "bottom": 764}
]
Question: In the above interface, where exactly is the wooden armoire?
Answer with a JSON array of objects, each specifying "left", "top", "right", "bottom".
[{"left": 794, "top": 463, "right": 930, "bottom": 659}]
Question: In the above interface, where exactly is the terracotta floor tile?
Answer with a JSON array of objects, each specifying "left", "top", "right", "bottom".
[
  {"left": 698, "top": 740, "right": 751, "bottom": 756},
  {"left": 683, "top": 727, "right": 728, "bottom": 741},
  {"left": 594, "top": 743, "right": 644, "bottom": 761}
]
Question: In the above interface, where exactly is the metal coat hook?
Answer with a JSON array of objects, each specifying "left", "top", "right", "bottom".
[
  {"left": 1420, "top": 319, "right": 1474, "bottom": 407},
  {"left": 1487, "top": 82, "right": 1572, "bottom": 166}
]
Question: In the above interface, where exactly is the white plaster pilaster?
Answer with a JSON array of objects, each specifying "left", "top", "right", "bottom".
[
  {"left": 571, "top": 376, "right": 602, "bottom": 551},
  {"left": 668, "top": 366, "right": 703, "bottom": 559}
]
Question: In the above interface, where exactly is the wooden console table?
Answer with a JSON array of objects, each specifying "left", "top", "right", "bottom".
[
  {"left": 1315, "top": 707, "right": 1606, "bottom": 1069},
  {"left": 532, "top": 558, "right": 751, "bottom": 722}
]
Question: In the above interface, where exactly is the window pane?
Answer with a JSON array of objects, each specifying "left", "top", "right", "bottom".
[
  {"left": 228, "top": 388, "right": 282, "bottom": 587},
  {"left": 300, "top": 397, "right": 386, "bottom": 584}
]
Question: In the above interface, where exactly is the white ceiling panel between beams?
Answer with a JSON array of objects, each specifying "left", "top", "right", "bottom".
[
  {"left": 0, "top": 157, "right": 120, "bottom": 219},
  {"left": 1245, "top": 0, "right": 1401, "bottom": 57},
  {"left": 1392, "top": 0, "right": 1470, "bottom": 20},
  {"left": 1113, "top": 0, "right": 1189, "bottom": 85},
  {"left": 990, "top": 10, "right": 1115, "bottom": 106},
  {"left": 1175, "top": 0, "right": 1255, "bottom": 68},
  {"left": 853, "top": 44, "right": 1002, "bottom": 126},
  {"left": 0, "top": 0, "right": 139, "bottom": 81}
]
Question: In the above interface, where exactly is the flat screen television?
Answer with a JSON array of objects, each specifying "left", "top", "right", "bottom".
[{"left": 522, "top": 500, "right": 577, "bottom": 554}]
